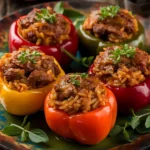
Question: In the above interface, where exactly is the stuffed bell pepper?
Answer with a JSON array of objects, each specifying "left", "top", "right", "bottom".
[
  {"left": 89, "top": 44, "right": 150, "bottom": 114},
  {"left": 78, "top": 5, "right": 145, "bottom": 56},
  {"left": 0, "top": 46, "right": 65, "bottom": 116},
  {"left": 44, "top": 73, "right": 117, "bottom": 145},
  {"left": 9, "top": 7, "right": 78, "bottom": 66}
]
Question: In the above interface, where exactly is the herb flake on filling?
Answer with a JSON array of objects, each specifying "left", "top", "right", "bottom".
[
  {"left": 99, "top": 5, "right": 120, "bottom": 20},
  {"left": 110, "top": 44, "right": 136, "bottom": 64},
  {"left": 35, "top": 8, "right": 56, "bottom": 23},
  {"left": 17, "top": 49, "right": 41, "bottom": 64}
]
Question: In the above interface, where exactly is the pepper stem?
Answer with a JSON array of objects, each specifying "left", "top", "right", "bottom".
[
  {"left": 61, "top": 48, "right": 94, "bottom": 68},
  {"left": 61, "top": 48, "right": 80, "bottom": 63}
]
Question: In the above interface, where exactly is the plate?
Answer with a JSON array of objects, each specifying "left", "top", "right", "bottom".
[{"left": 0, "top": 1, "right": 150, "bottom": 150}]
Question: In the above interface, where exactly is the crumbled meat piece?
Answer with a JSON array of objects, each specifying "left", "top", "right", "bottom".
[
  {"left": 55, "top": 84, "right": 77, "bottom": 101},
  {"left": 19, "top": 8, "right": 38, "bottom": 29},
  {"left": 4, "top": 68, "right": 25, "bottom": 81},
  {"left": 80, "top": 76, "right": 101, "bottom": 91},
  {"left": 41, "top": 58, "right": 60, "bottom": 76},
  {"left": 93, "top": 23, "right": 128, "bottom": 42},
  {"left": 28, "top": 69, "right": 54, "bottom": 88},
  {"left": 27, "top": 31, "right": 37, "bottom": 43}
]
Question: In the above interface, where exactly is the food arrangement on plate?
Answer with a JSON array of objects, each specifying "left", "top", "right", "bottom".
[{"left": 0, "top": 1, "right": 150, "bottom": 149}]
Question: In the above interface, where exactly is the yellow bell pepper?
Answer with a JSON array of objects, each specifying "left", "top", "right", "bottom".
[{"left": 0, "top": 56, "right": 65, "bottom": 116}]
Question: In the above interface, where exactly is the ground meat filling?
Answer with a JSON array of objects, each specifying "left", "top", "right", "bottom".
[
  {"left": 0, "top": 47, "right": 61, "bottom": 91},
  {"left": 48, "top": 74, "right": 108, "bottom": 115},
  {"left": 92, "top": 46, "right": 150, "bottom": 87},
  {"left": 18, "top": 7, "right": 71, "bottom": 45},
  {"left": 83, "top": 8, "right": 139, "bottom": 43}
]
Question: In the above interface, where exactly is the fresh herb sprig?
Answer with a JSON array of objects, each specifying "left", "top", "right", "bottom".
[
  {"left": 18, "top": 49, "right": 41, "bottom": 64},
  {"left": 110, "top": 108, "right": 150, "bottom": 142},
  {"left": 2, "top": 116, "right": 49, "bottom": 143},
  {"left": 110, "top": 44, "right": 136, "bottom": 64},
  {"left": 99, "top": 5, "right": 120, "bottom": 20},
  {"left": 36, "top": 8, "right": 56, "bottom": 23},
  {"left": 69, "top": 73, "right": 88, "bottom": 86}
]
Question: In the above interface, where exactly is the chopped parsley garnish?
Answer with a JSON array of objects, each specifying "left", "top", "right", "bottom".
[
  {"left": 36, "top": 8, "right": 56, "bottom": 23},
  {"left": 18, "top": 49, "right": 41, "bottom": 64},
  {"left": 99, "top": 5, "right": 120, "bottom": 20},
  {"left": 69, "top": 73, "right": 88, "bottom": 86},
  {"left": 80, "top": 73, "right": 88, "bottom": 78},
  {"left": 110, "top": 44, "right": 136, "bottom": 64}
]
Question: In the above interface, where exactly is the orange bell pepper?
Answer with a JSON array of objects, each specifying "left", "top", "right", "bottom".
[{"left": 44, "top": 81, "right": 117, "bottom": 145}]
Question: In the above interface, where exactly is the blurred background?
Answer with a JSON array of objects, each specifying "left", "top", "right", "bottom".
[
  {"left": 0, "top": 0, "right": 150, "bottom": 18},
  {"left": 0, "top": 0, "right": 149, "bottom": 45}
]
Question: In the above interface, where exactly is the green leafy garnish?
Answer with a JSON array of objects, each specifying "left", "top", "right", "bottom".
[
  {"left": 18, "top": 49, "right": 41, "bottom": 64},
  {"left": 2, "top": 116, "right": 49, "bottom": 143},
  {"left": 110, "top": 122, "right": 132, "bottom": 142},
  {"left": 109, "top": 125, "right": 123, "bottom": 136},
  {"left": 69, "top": 73, "right": 88, "bottom": 86},
  {"left": 80, "top": 73, "right": 88, "bottom": 78},
  {"left": 145, "top": 115, "right": 150, "bottom": 128},
  {"left": 110, "top": 108, "right": 150, "bottom": 142},
  {"left": 99, "top": 5, "right": 120, "bottom": 20},
  {"left": 130, "top": 109, "right": 150, "bottom": 130},
  {"left": 36, "top": 8, "right": 56, "bottom": 23},
  {"left": 54, "top": 1, "right": 64, "bottom": 14},
  {"left": 110, "top": 44, "right": 136, "bottom": 64}
]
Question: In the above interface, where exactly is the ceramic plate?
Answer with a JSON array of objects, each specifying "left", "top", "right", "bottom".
[{"left": 0, "top": 1, "right": 150, "bottom": 150}]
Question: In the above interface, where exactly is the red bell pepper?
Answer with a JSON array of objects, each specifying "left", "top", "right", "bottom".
[
  {"left": 44, "top": 82, "right": 117, "bottom": 145},
  {"left": 9, "top": 14, "right": 78, "bottom": 66},
  {"left": 89, "top": 64, "right": 150, "bottom": 114}
]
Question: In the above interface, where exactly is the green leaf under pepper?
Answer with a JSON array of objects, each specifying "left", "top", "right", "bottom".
[
  {"left": 110, "top": 107, "right": 150, "bottom": 143},
  {"left": 130, "top": 116, "right": 140, "bottom": 129},
  {"left": 2, "top": 116, "right": 49, "bottom": 144},
  {"left": 54, "top": 2, "right": 85, "bottom": 29},
  {"left": 145, "top": 115, "right": 150, "bottom": 128},
  {"left": 109, "top": 125, "right": 123, "bottom": 136},
  {"left": 2, "top": 126, "right": 22, "bottom": 136},
  {"left": 28, "top": 129, "right": 49, "bottom": 143},
  {"left": 21, "top": 130, "right": 28, "bottom": 142},
  {"left": 54, "top": 1, "right": 64, "bottom": 14}
]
